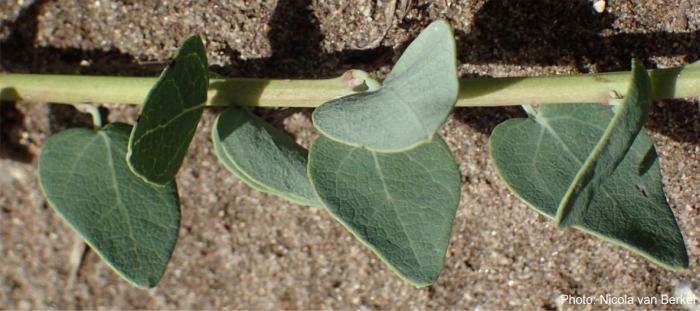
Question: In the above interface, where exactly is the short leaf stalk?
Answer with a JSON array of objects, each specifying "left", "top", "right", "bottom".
[
  {"left": 72, "top": 103, "right": 103, "bottom": 130},
  {"left": 1, "top": 64, "right": 699, "bottom": 108}
]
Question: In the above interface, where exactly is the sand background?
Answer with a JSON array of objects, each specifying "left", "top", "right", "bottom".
[{"left": 1, "top": 0, "right": 699, "bottom": 309}]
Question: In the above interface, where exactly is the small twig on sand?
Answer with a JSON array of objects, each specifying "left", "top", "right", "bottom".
[{"left": 66, "top": 234, "right": 88, "bottom": 288}]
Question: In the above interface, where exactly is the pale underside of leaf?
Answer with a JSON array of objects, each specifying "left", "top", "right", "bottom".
[
  {"left": 312, "top": 19, "right": 458, "bottom": 152},
  {"left": 213, "top": 107, "right": 321, "bottom": 206},
  {"left": 213, "top": 133, "right": 274, "bottom": 193},
  {"left": 308, "top": 135, "right": 461, "bottom": 286},
  {"left": 38, "top": 123, "right": 180, "bottom": 288}
]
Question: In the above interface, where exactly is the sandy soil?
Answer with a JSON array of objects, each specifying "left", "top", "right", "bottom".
[{"left": 1, "top": 0, "right": 699, "bottom": 310}]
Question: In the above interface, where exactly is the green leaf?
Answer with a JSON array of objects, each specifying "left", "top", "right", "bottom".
[
  {"left": 555, "top": 59, "right": 652, "bottom": 227},
  {"left": 312, "top": 19, "right": 458, "bottom": 152},
  {"left": 213, "top": 107, "right": 321, "bottom": 206},
  {"left": 38, "top": 123, "right": 180, "bottom": 288},
  {"left": 127, "top": 34, "right": 209, "bottom": 185},
  {"left": 212, "top": 132, "right": 272, "bottom": 194},
  {"left": 308, "top": 135, "right": 461, "bottom": 286},
  {"left": 489, "top": 63, "right": 688, "bottom": 270}
]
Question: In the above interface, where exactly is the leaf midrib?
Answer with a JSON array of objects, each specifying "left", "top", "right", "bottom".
[
  {"left": 97, "top": 131, "right": 138, "bottom": 255},
  {"left": 371, "top": 151, "right": 423, "bottom": 273}
]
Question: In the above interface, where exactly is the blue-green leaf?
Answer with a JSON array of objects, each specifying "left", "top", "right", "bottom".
[
  {"left": 308, "top": 135, "right": 461, "bottom": 286},
  {"left": 312, "top": 19, "right": 458, "bottom": 152},
  {"left": 38, "top": 123, "right": 180, "bottom": 288},
  {"left": 555, "top": 59, "right": 653, "bottom": 227},
  {"left": 127, "top": 34, "right": 209, "bottom": 185},
  {"left": 212, "top": 107, "right": 320, "bottom": 206},
  {"left": 489, "top": 61, "right": 688, "bottom": 270}
]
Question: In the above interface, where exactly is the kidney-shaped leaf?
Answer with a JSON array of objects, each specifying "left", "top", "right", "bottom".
[
  {"left": 127, "top": 34, "right": 209, "bottom": 185},
  {"left": 489, "top": 66, "right": 688, "bottom": 269},
  {"left": 308, "top": 135, "right": 461, "bottom": 286},
  {"left": 39, "top": 123, "right": 180, "bottom": 288},
  {"left": 312, "top": 19, "right": 458, "bottom": 152},
  {"left": 213, "top": 107, "right": 321, "bottom": 206}
]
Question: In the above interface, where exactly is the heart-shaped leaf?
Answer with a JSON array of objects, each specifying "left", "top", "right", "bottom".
[
  {"left": 127, "top": 34, "right": 209, "bottom": 185},
  {"left": 213, "top": 107, "right": 321, "bottom": 206},
  {"left": 308, "top": 135, "right": 461, "bottom": 286},
  {"left": 38, "top": 123, "right": 180, "bottom": 288},
  {"left": 489, "top": 62, "right": 688, "bottom": 270},
  {"left": 312, "top": 19, "right": 458, "bottom": 152},
  {"left": 555, "top": 59, "right": 652, "bottom": 227}
]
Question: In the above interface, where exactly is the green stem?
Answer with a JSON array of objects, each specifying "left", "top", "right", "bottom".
[
  {"left": 461, "top": 65, "right": 700, "bottom": 106},
  {"left": 1, "top": 65, "right": 698, "bottom": 107}
]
